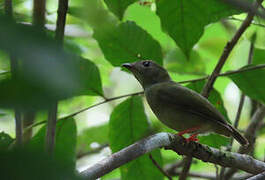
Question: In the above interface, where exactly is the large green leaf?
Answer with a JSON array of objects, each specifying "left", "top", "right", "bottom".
[
  {"left": 104, "top": 0, "right": 137, "bottom": 20},
  {"left": 28, "top": 118, "right": 77, "bottom": 168},
  {"left": 156, "top": 0, "right": 239, "bottom": 56},
  {"left": 228, "top": 65, "right": 265, "bottom": 104},
  {"left": 109, "top": 96, "right": 163, "bottom": 180},
  {"left": 186, "top": 81, "right": 230, "bottom": 148},
  {"left": 165, "top": 48, "right": 206, "bottom": 75},
  {"left": 0, "top": 16, "right": 103, "bottom": 110},
  {"left": 253, "top": 48, "right": 265, "bottom": 65},
  {"left": 94, "top": 21, "right": 163, "bottom": 66},
  {"left": 0, "top": 149, "right": 82, "bottom": 180}
]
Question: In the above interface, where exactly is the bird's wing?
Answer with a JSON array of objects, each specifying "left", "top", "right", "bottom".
[{"left": 156, "top": 81, "right": 228, "bottom": 125}]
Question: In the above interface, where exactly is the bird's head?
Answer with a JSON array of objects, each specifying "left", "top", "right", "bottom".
[{"left": 122, "top": 60, "right": 171, "bottom": 89}]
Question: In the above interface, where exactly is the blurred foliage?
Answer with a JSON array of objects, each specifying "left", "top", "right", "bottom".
[
  {"left": 0, "top": 149, "right": 82, "bottom": 180},
  {"left": 156, "top": 0, "right": 240, "bottom": 56},
  {"left": 229, "top": 64, "right": 265, "bottom": 104},
  {"left": 0, "top": 0, "right": 264, "bottom": 179},
  {"left": 28, "top": 117, "right": 77, "bottom": 169},
  {"left": 0, "top": 132, "right": 14, "bottom": 150}
]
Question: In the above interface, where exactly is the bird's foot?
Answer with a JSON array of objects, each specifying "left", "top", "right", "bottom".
[
  {"left": 177, "top": 126, "right": 200, "bottom": 136},
  {"left": 186, "top": 134, "right": 199, "bottom": 142}
]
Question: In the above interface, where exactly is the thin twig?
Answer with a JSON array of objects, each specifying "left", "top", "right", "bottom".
[
  {"left": 45, "top": 102, "right": 57, "bottom": 154},
  {"left": 201, "top": 0, "right": 262, "bottom": 98},
  {"left": 179, "top": 156, "right": 192, "bottom": 180},
  {"left": 149, "top": 154, "right": 172, "bottom": 180},
  {"left": 227, "top": 17, "right": 265, "bottom": 28},
  {"left": 165, "top": 160, "right": 185, "bottom": 176}
]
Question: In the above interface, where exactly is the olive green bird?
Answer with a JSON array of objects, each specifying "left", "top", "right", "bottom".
[{"left": 122, "top": 60, "right": 248, "bottom": 146}]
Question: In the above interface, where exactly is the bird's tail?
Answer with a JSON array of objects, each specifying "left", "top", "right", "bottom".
[{"left": 228, "top": 124, "right": 249, "bottom": 146}]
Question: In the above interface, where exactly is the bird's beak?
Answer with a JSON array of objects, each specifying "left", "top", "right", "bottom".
[{"left": 122, "top": 63, "right": 133, "bottom": 70}]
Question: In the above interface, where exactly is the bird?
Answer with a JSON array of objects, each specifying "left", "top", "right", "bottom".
[{"left": 122, "top": 60, "right": 248, "bottom": 146}]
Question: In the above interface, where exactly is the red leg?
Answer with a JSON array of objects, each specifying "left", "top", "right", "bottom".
[
  {"left": 186, "top": 133, "right": 199, "bottom": 142},
  {"left": 177, "top": 126, "right": 200, "bottom": 136}
]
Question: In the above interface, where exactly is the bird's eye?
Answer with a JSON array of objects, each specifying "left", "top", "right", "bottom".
[{"left": 142, "top": 61, "right": 151, "bottom": 67}]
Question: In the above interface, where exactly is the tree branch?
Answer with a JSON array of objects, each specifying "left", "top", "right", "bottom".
[
  {"left": 33, "top": 0, "right": 46, "bottom": 28},
  {"left": 45, "top": 0, "right": 68, "bottom": 154},
  {"left": 55, "top": 0, "right": 68, "bottom": 46},
  {"left": 201, "top": 0, "right": 262, "bottom": 98},
  {"left": 80, "top": 132, "right": 265, "bottom": 179},
  {"left": 247, "top": 171, "right": 265, "bottom": 180},
  {"left": 45, "top": 102, "right": 58, "bottom": 154},
  {"left": 179, "top": 156, "right": 192, "bottom": 180}
]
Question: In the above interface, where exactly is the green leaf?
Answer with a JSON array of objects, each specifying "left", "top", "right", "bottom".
[
  {"left": 198, "top": 134, "right": 229, "bottom": 148},
  {"left": 94, "top": 21, "right": 163, "bottom": 66},
  {"left": 104, "top": 0, "right": 137, "bottom": 20},
  {"left": 186, "top": 81, "right": 230, "bottom": 148},
  {"left": 165, "top": 48, "right": 206, "bottom": 75},
  {"left": 0, "top": 149, "right": 82, "bottom": 180},
  {"left": 109, "top": 96, "right": 163, "bottom": 180},
  {"left": 75, "top": 57, "right": 104, "bottom": 96},
  {"left": 0, "top": 132, "right": 14, "bottom": 150},
  {"left": 253, "top": 48, "right": 265, "bottom": 65},
  {"left": 156, "top": 0, "right": 239, "bottom": 56},
  {"left": 228, "top": 65, "right": 265, "bottom": 104},
  {"left": 28, "top": 118, "right": 77, "bottom": 168},
  {"left": 0, "top": 16, "right": 104, "bottom": 110}
]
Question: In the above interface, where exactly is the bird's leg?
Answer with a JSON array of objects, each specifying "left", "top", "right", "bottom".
[
  {"left": 177, "top": 126, "right": 200, "bottom": 136},
  {"left": 186, "top": 133, "right": 199, "bottom": 142},
  {"left": 177, "top": 126, "right": 200, "bottom": 142}
]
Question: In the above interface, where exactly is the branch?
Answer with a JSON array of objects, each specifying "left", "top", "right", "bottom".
[
  {"left": 201, "top": 0, "right": 262, "bottom": 98},
  {"left": 149, "top": 154, "right": 172, "bottom": 180},
  {"left": 33, "top": 0, "right": 46, "bottom": 28},
  {"left": 247, "top": 171, "right": 265, "bottom": 180},
  {"left": 81, "top": 133, "right": 265, "bottom": 179},
  {"left": 45, "top": 0, "right": 68, "bottom": 154},
  {"left": 227, "top": 17, "right": 265, "bottom": 28},
  {"left": 55, "top": 0, "right": 68, "bottom": 46},
  {"left": 179, "top": 156, "right": 192, "bottom": 180},
  {"left": 45, "top": 102, "right": 58, "bottom": 154}
]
